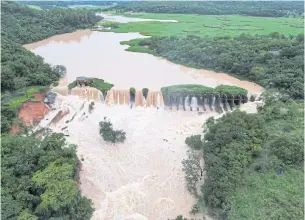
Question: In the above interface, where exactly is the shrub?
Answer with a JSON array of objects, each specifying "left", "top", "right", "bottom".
[
  {"left": 89, "top": 101, "right": 95, "bottom": 113},
  {"left": 142, "top": 88, "right": 149, "bottom": 99},
  {"left": 190, "top": 203, "right": 200, "bottom": 214},
  {"left": 185, "top": 135, "right": 202, "bottom": 150},
  {"left": 250, "top": 95, "right": 256, "bottom": 102},
  {"left": 99, "top": 118, "right": 126, "bottom": 144},
  {"left": 129, "top": 87, "right": 136, "bottom": 96}
]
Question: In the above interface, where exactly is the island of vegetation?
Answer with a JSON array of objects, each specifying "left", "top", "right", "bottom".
[{"left": 68, "top": 77, "right": 114, "bottom": 94}]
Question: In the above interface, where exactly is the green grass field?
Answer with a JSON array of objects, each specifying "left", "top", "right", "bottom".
[
  {"left": 26, "top": 5, "right": 43, "bottom": 10},
  {"left": 100, "top": 13, "right": 303, "bottom": 53},
  {"left": 2, "top": 86, "right": 45, "bottom": 109},
  {"left": 228, "top": 168, "right": 304, "bottom": 220},
  {"left": 102, "top": 13, "right": 304, "bottom": 37}
]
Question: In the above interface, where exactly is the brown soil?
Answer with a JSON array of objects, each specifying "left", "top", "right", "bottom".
[{"left": 18, "top": 93, "right": 49, "bottom": 126}]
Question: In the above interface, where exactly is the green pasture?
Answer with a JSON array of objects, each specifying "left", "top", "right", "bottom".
[
  {"left": 2, "top": 86, "right": 45, "bottom": 109},
  {"left": 101, "top": 13, "right": 304, "bottom": 37},
  {"left": 26, "top": 5, "right": 43, "bottom": 10}
]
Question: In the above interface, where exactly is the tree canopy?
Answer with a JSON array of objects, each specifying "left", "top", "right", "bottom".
[
  {"left": 109, "top": 1, "right": 304, "bottom": 18},
  {"left": 182, "top": 100, "right": 304, "bottom": 219},
  {"left": 141, "top": 34, "right": 304, "bottom": 99},
  {"left": 1, "top": 1, "right": 102, "bottom": 133},
  {"left": 1, "top": 133, "right": 94, "bottom": 219}
]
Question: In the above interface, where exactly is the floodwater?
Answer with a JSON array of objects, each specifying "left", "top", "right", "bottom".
[
  {"left": 97, "top": 12, "right": 178, "bottom": 23},
  {"left": 25, "top": 17, "right": 263, "bottom": 219},
  {"left": 38, "top": 95, "right": 217, "bottom": 220},
  {"left": 24, "top": 30, "right": 263, "bottom": 94}
]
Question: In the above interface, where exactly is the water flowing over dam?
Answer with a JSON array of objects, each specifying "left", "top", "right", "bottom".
[
  {"left": 105, "top": 89, "right": 130, "bottom": 105},
  {"left": 163, "top": 93, "right": 247, "bottom": 112},
  {"left": 56, "top": 84, "right": 249, "bottom": 113},
  {"left": 71, "top": 87, "right": 104, "bottom": 103}
]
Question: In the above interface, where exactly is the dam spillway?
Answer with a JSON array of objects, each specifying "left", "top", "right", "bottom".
[{"left": 56, "top": 85, "right": 249, "bottom": 112}]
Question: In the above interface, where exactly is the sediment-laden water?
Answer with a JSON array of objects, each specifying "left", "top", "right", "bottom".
[
  {"left": 24, "top": 30, "right": 263, "bottom": 94},
  {"left": 25, "top": 16, "right": 263, "bottom": 219}
]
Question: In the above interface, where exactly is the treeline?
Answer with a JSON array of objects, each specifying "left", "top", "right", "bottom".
[
  {"left": 1, "top": 1, "right": 102, "bottom": 133},
  {"left": 2, "top": 1, "right": 102, "bottom": 44},
  {"left": 140, "top": 34, "right": 304, "bottom": 99},
  {"left": 2, "top": 133, "right": 94, "bottom": 219},
  {"left": 17, "top": 1, "right": 119, "bottom": 10},
  {"left": 196, "top": 98, "right": 304, "bottom": 219},
  {"left": 109, "top": 1, "right": 304, "bottom": 18}
]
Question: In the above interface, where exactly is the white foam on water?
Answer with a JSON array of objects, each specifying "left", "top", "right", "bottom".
[{"left": 40, "top": 95, "right": 218, "bottom": 220}]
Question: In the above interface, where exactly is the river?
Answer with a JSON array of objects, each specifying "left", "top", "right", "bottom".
[
  {"left": 24, "top": 31, "right": 262, "bottom": 93},
  {"left": 24, "top": 13, "right": 263, "bottom": 220}
]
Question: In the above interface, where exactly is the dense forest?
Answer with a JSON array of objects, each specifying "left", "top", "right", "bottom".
[
  {"left": 110, "top": 1, "right": 304, "bottom": 17},
  {"left": 2, "top": 2, "right": 102, "bottom": 44},
  {"left": 1, "top": 2, "right": 102, "bottom": 219},
  {"left": 17, "top": 1, "right": 118, "bottom": 9},
  {"left": 140, "top": 34, "right": 304, "bottom": 99},
  {"left": 184, "top": 98, "right": 304, "bottom": 219},
  {"left": 1, "top": 1, "right": 102, "bottom": 133},
  {"left": 2, "top": 133, "right": 94, "bottom": 219}
]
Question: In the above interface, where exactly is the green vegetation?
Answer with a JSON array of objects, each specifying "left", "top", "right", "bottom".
[
  {"left": 161, "top": 84, "right": 247, "bottom": 97},
  {"left": 19, "top": 1, "right": 115, "bottom": 10},
  {"left": 182, "top": 99, "right": 304, "bottom": 219},
  {"left": 142, "top": 88, "right": 149, "bottom": 99},
  {"left": 1, "top": 2, "right": 102, "bottom": 219},
  {"left": 185, "top": 135, "right": 202, "bottom": 150},
  {"left": 110, "top": 1, "right": 304, "bottom": 18},
  {"left": 2, "top": 86, "right": 46, "bottom": 109},
  {"left": 129, "top": 87, "right": 136, "bottom": 96},
  {"left": 144, "top": 34, "right": 304, "bottom": 100},
  {"left": 228, "top": 168, "right": 303, "bottom": 220},
  {"left": 102, "top": 13, "right": 303, "bottom": 38},
  {"left": 2, "top": 2, "right": 102, "bottom": 44},
  {"left": 120, "top": 38, "right": 155, "bottom": 54},
  {"left": 26, "top": 5, "right": 42, "bottom": 10},
  {"left": 1, "top": 1, "right": 103, "bottom": 133},
  {"left": 1, "top": 133, "right": 94, "bottom": 219},
  {"left": 101, "top": 21, "right": 120, "bottom": 28},
  {"left": 99, "top": 118, "right": 126, "bottom": 144},
  {"left": 68, "top": 78, "right": 114, "bottom": 94}
]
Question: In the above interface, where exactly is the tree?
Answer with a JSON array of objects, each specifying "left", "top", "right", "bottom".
[
  {"left": 142, "top": 88, "right": 149, "bottom": 99},
  {"left": 182, "top": 150, "right": 202, "bottom": 196},
  {"left": 99, "top": 118, "right": 126, "bottom": 144},
  {"left": 52, "top": 65, "right": 67, "bottom": 77},
  {"left": 185, "top": 135, "right": 202, "bottom": 150}
]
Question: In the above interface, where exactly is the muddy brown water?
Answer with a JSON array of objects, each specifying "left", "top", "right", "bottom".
[
  {"left": 25, "top": 28, "right": 263, "bottom": 220},
  {"left": 24, "top": 30, "right": 263, "bottom": 94}
]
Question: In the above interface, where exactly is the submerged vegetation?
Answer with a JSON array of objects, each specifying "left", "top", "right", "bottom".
[
  {"left": 99, "top": 118, "right": 126, "bottom": 144},
  {"left": 142, "top": 88, "right": 149, "bottom": 99}
]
